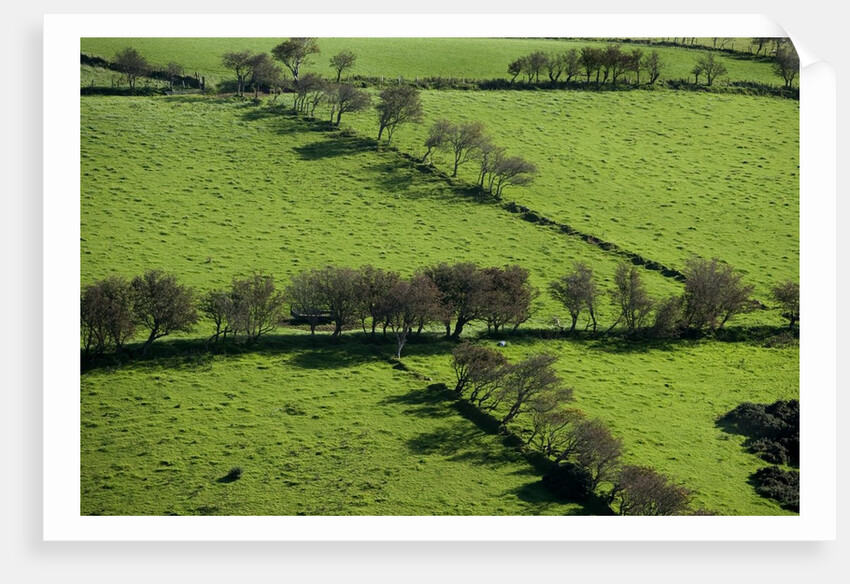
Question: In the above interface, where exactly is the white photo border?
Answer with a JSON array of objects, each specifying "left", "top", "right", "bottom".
[{"left": 44, "top": 13, "right": 836, "bottom": 541}]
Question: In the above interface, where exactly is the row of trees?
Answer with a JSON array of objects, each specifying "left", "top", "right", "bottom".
[
  {"left": 509, "top": 45, "right": 663, "bottom": 86},
  {"left": 81, "top": 262, "right": 537, "bottom": 359},
  {"left": 450, "top": 344, "right": 695, "bottom": 515},
  {"left": 81, "top": 258, "right": 800, "bottom": 358},
  {"left": 549, "top": 257, "right": 799, "bottom": 336},
  {"left": 421, "top": 118, "right": 538, "bottom": 196}
]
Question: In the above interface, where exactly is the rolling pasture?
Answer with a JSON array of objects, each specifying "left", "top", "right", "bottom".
[
  {"left": 80, "top": 38, "right": 799, "bottom": 516},
  {"left": 80, "top": 37, "right": 787, "bottom": 88},
  {"left": 342, "top": 89, "right": 799, "bottom": 303}
]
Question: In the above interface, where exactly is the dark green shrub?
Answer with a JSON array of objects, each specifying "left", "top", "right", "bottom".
[
  {"left": 542, "top": 462, "right": 593, "bottom": 501},
  {"left": 752, "top": 466, "right": 799, "bottom": 511}
]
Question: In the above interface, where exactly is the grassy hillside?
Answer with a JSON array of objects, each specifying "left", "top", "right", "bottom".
[
  {"left": 80, "top": 81, "right": 798, "bottom": 515},
  {"left": 342, "top": 90, "right": 799, "bottom": 302},
  {"left": 80, "top": 37, "right": 788, "bottom": 88}
]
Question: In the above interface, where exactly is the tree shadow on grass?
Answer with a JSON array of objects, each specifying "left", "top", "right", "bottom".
[{"left": 294, "top": 136, "right": 377, "bottom": 160}]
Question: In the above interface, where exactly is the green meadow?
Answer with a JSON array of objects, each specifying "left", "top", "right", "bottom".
[
  {"left": 81, "top": 37, "right": 787, "bottom": 88},
  {"left": 80, "top": 38, "right": 799, "bottom": 516}
]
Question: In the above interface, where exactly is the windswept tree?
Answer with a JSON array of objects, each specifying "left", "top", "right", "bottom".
[
  {"left": 114, "top": 47, "right": 151, "bottom": 90},
  {"left": 499, "top": 354, "right": 571, "bottom": 427},
  {"left": 601, "top": 44, "right": 626, "bottom": 84},
  {"left": 476, "top": 137, "right": 505, "bottom": 193},
  {"left": 490, "top": 154, "right": 537, "bottom": 197},
  {"left": 226, "top": 273, "right": 286, "bottom": 342},
  {"left": 221, "top": 50, "right": 255, "bottom": 96},
  {"left": 642, "top": 50, "right": 664, "bottom": 84},
  {"left": 563, "top": 49, "right": 581, "bottom": 82},
  {"left": 442, "top": 120, "right": 487, "bottom": 177},
  {"left": 81, "top": 276, "right": 136, "bottom": 356},
  {"left": 329, "top": 49, "right": 357, "bottom": 82},
  {"left": 562, "top": 418, "right": 623, "bottom": 490},
  {"left": 422, "top": 118, "right": 453, "bottom": 164},
  {"left": 357, "top": 265, "right": 401, "bottom": 336},
  {"left": 549, "top": 262, "right": 600, "bottom": 332},
  {"left": 608, "top": 466, "right": 693, "bottom": 516},
  {"left": 523, "top": 51, "right": 548, "bottom": 83},
  {"left": 200, "top": 288, "right": 234, "bottom": 344},
  {"left": 384, "top": 275, "right": 442, "bottom": 358},
  {"left": 376, "top": 85, "right": 423, "bottom": 146},
  {"left": 527, "top": 407, "right": 585, "bottom": 458},
  {"left": 130, "top": 269, "right": 198, "bottom": 354},
  {"left": 773, "top": 45, "right": 800, "bottom": 88},
  {"left": 286, "top": 269, "right": 328, "bottom": 336},
  {"left": 292, "top": 73, "right": 327, "bottom": 116},
  {"left": 247, "top": 53, "right": 283, "bottom": 99},
  {"left": 580, "top": 46, "right": 602, "bottom": 84},
  {"left": 480, "top": 265, "right": 537, "bottom": 334},
  {"left": 545, "top": 52, "right": 565, "bottom": 83},
  {"left": 694, "top": 53, "right": 727, "bottom": 86},
  {"left": 611, "top": 262, "right": 653, "bottom": 332},
  {"left": 682, "top": 256, "right": 753, "bottom": 330},
  {"left": 271, "top": 37, "right": 320, "bottom": 82},
  {"left": 420, "top": 262, "right": 490, "bottom": 340},
  {"left": 451, "top": 343, "right": 510, "bottom": 409},
  {"left": 315, "top": 266, "right": 364, "bottom": 338},
  {"left": 327, "top": 83, "right": 371, "bottom": 126},
  {"left": 507, "top": 57, "right": 526, "bottom": 83},
  {"left": 772, "top": 280, "right": 800, "bottom": 329}
]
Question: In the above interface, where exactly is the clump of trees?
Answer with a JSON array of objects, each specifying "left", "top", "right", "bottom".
[
  {"left": 81, "top": 270, "right": 197, "bottom": 357},
  {"left": 449, "top": 343, "right": 696, "bottom": 514},
  {"left": 113, "top": 47, "right": 151, "bottom": 90},
  {"left": 511, "top": 45, "right": 663, "bottom": 86},
  {"left": 376, "top": 84, "right": 423, "bottom": 146},
  {"left": 421, "top": 118, "right": 537, "bottom": 197}
]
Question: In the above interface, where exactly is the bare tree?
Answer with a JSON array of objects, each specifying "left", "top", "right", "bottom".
[
  {"left": 114, "top": 47, "right": 151, "bottom": 90},
  {"left": 200, "top": 289, "right": 233, "bottom": 344},
  {"left": 81, "top": 276, "right": 136, "bottom": 356},
  {"left": 327, "top": 83, "right": 371, "bottom": 126},
  {"left": 549, "top": 262, "right": 600, "bottom": 332},
  {"left": 608, "top": 465, "right": 693, "bottom": 516},
  {"left": 611, "top": 262, "right": 653, "bottom": 332},
  {"left": 329, "top": 49, "right": 357, "bottom": 82},
  {"left": 499, "top": 354, "right": 571, "bottom": 426},
  {"left": 384, "top": 275, "right": 442, "bottom": 358},
  {"left": 694, "top": 53, "right": 727, "bottom": 86},
  {"left": 682, "top": 257, "right": 753, "bottom": 330},
  {"left": 442, "top": 121, "right": 487, "bottom": 177},
  {"left": 226, "top": 273, "right": 286, "bottom": 342},
  {"left": 315, "top": 266, "right": 364, "bottom": 338},
  {"left": 490, "top": 154, "right": 537, "bottom": 197},
  {"left": 292, "top": 73, "right": 327, "bottom": 116},
  {"left": 772, "top": 281, "right": 799, "bottom": 329},
  {"left": 271, "top": 37, "right": 320, "bottom": 82},
  {"left": 480, "top": 265, "right": 537, "bottom": 334},
  {"left": 420, "top": 262, "right": 490, "bottom": 340},
  {"left": 376, "top": 85, "right": 423, "bottom": 146},
  {"left": 562, "top": 418, "right": 623, "bottom": 491},
  {"left": 451, "top": 343, "right": 510, "bottom": 409},
  {"left": 422, "top": 118, "right": 453, "bottom": 164},
  {"left": 357, "top": 265, "right": 401, "bottom": 336},
  {"left": 130, "top": 269, "right": 198, "bottom": 354},
  {"left": 527, "top": 407, "right": 585, "bottom": 458}
]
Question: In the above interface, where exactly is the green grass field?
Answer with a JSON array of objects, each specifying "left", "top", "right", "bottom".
[
  {"left": 80, "top": 37, "right": 789, "bottom": 88},
  {"left": 80, "top": 38, "right": 799, "bottom": 516},
  {"left": 341, "top": 89, "right": 799, "bottom": 302}
]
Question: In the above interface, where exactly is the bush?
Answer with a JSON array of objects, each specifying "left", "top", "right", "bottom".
[
  {"left": 752, "top": 466, "right": 799, "bottom": 511},
  {"left": 224, "top": 466, "right": 243, "bottom": 481},
  {"left": 542, "top": 462, "right": 593, "bottom": 501},
  {"left": 719, "top": 399, "right": 799, "bottom": 465}
]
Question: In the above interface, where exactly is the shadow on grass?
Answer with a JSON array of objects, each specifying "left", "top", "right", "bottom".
[{"left": 294, "top": 135, "right": 376, "bottom": 160}]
